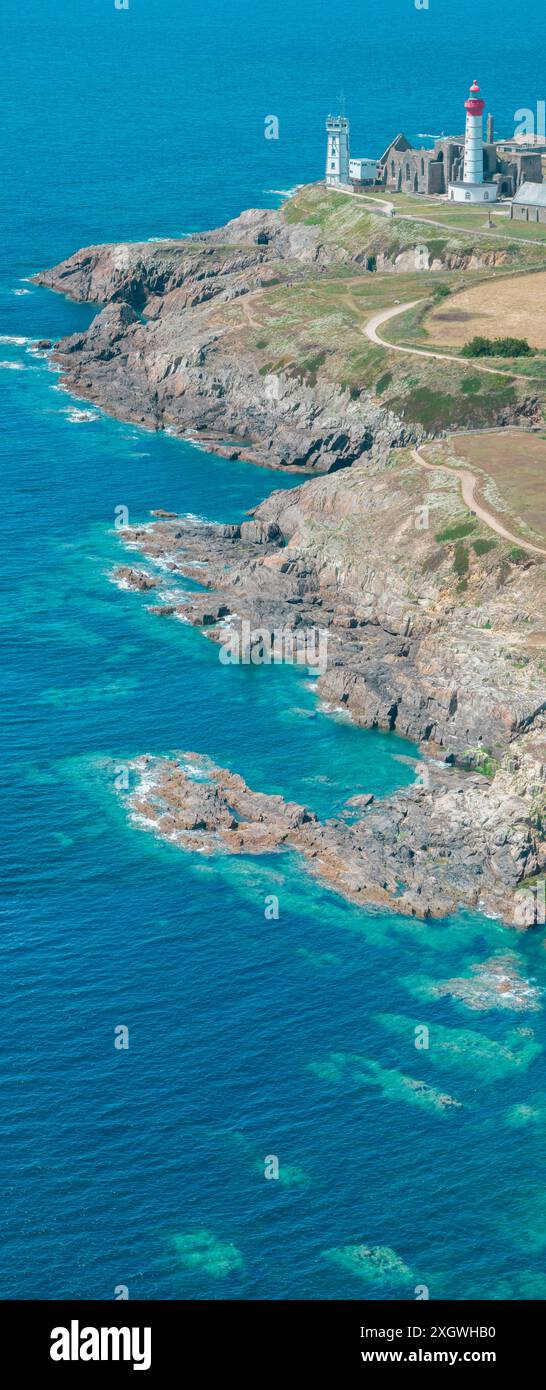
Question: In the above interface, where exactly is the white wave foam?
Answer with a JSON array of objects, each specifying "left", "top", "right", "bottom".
[
  {"left": 0, "top": 334, "right": 29, "bottom": 345},
  {"left": 156, "top": 588, "right": 182, "bottom": 604},
  {"left": 318, "top": 700, "right": 351, "bottom": 719},
  {"left": 12, "top": 288, "right": 31, "bottom": 296},
  {"left": 130, "top": 810, "right": 159, "bottom": 832},
  {"left": 0, "top": 360, "right": 25, "bottom": 370},
  {"left": 264, "top": 185, "right": 302, "bottom": 197},
  {"left": 183, "top": 435, "right": 209, "bottom": 453},
  {"left": 63, "top": 406, "right": 100, "bottom": 424}
]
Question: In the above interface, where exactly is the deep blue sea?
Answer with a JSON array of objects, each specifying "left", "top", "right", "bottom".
[{"left": 2, "top": 0, "right": 546, "bottom": 1301}]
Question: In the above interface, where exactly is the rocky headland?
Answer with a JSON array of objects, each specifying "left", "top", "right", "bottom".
[
  {"left": 118, "top": 450, "right": 546, "bottom": 924},
  {"left": 34, "top": 184, "right": 544, "bottom": 470},
  {"left": 35, "top": 203, "right": 405, "bottom": 472},
  {"left": 36, "top": 187, "right": 546, "bottom": 926}
]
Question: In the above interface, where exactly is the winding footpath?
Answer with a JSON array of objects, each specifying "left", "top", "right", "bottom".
[
  {"left": 333, "top": 183, "right": 546, "bottom": 248},
  {"left": 360, "top": 298, "right": 546, "bottom": 555},
  {"left": 411, "top": 447, "right": 546, "bottom": 557},
  {"left": 363, "top": 299, "right": 534, "bottom": 380}
]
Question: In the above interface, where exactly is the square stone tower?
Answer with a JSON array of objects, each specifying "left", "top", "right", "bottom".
[{"left": 326, "top": 115, "right": 350, "bottom": 186}]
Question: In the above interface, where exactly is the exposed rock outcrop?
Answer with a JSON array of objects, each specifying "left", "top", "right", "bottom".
[
  {"left": 115, "top": 447, "right": 546, "bottom": 924},
  {"left": 127, "top": 749, "right": 544, "bottom": 923},
  {"left": 29, "top": 197, "right": 484, "bottom": 472},
  {"left": 34, "top": 191, "right": 546, "bottom": 925}
]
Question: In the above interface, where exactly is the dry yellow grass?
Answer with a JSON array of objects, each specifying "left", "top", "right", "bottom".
[
  {"left": 423, "top": 430, "right": 546, "bottom": 544},
  {"left": 424, "top": 271, "right": 546, "bottom": 348}
]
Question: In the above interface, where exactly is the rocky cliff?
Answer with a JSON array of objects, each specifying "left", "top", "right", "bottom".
[
  {"left": 35, "top": 204, "right": 413, "bottom": 471},
  {"left": 35, "top": 187, "right": 541, "bottom": 471},
  {"left": 35, "top": 189, "right": 546, "bottom": 924},
  {"left": 115, "top": 451, "right": 546, "bottom": 924}
]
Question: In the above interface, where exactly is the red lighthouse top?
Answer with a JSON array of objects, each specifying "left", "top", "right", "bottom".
[{"left": 465, "top": 80, "right": 485, "bottom": 116}]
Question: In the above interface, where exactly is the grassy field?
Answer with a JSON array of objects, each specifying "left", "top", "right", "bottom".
[
  {"left": 282, "top": 184, "right": 546, "bottom": 266},
  {"left": 216, "top": 183, "right": 546, "bottom": 432},
  {"left": 224, "top": 272, "right": 535, "bottom": 431},
  {"left": 324, "top": 185, "right": 546, "bottom": 243},
  {"left": 424, "top": 271, "right": 546, "bottom": 348},
  {"left": 421, "top": 431, "right": 546, "bottom": 547}
]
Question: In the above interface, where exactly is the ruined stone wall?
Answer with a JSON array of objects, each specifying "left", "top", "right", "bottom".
[{"left": 511, "top": 202, "right": 546, "bottom": 222}]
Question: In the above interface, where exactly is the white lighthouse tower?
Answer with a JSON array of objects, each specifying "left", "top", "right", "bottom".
[
  {"left": 326, "top": 115, "right": 350, "bottom": 187},
  {"left": 449, "top": 80, "right": 498, "bottom": 203}
]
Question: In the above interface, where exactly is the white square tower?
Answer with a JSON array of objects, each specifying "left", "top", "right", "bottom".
[{"left": 326, "top": 115, "right": 350, "bottom": 187}]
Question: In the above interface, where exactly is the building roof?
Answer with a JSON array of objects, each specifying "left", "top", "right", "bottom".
[
  {"left": 378, "top": 133, "right": 412, "bottom": 162},
  {"left": 512, "top": 182, "right": 546, "bottom": 206}
]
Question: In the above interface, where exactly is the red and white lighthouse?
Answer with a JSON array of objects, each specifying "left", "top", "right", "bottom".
[
  {"left": 449, "top": 80, "right": 498, "bottom": 203},
  {"left": 463, "top": 80, "right": 486, "bottom": 183}
]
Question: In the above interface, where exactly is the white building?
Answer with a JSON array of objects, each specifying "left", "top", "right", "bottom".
[
  {"left": 349, "top": 157, "right": 379, "bottom": 185},
  {"left": 448, "top": 80, "right": 498, "bottom": 203},
  {"left": 326, "top": 115, "right": 350, "bottom": 186}
]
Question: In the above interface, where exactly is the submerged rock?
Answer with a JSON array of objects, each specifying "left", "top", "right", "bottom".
[
  {"left": 324, "top": 1242, "right": 413, "bottom": 1287},
  {"left": 376, "top": 1011, "right": 542, "bottom": 1080},
  {"left": 433, "top": 953, "right": 542, "bottom": 1013},
  {"left": 309, "top": 1050, "right": 462, "bottom": 1113},
  {"left": 172, "top": 1230, "right": 243, "bottom": 1277}
]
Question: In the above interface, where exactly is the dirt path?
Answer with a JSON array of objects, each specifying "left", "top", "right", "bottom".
[
  {"left": 332, "top": 184, "right": 546, "bottom": 248},
  {"left": 363, "top": 300, "right": 535, "bottom": 380},
  {"left": 411, "top": 446, "right": 546, "bottom": 557}
]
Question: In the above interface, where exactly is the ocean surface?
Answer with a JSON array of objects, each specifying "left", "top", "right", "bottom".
[{"left": 2, "top": 0, "right": 546, "bottom": 1300}]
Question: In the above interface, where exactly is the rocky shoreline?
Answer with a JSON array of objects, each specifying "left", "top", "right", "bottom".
[
  {"left": 35, "top": 193, "right": 546, "bottom": 926},
  {"left": 125, "top": 748, "right": 541, "bottom": 924},
  {"left": 34, "top": 203, "right": 421, "bottom": 472},
  {"left": 114, "top": 450, "right": 546, "bottom": 924}
]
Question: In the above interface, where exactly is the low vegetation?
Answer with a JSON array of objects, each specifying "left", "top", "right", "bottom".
[
  {"left": 234, "top": 185, "right": 546, "bottom": 434},
  {"left": 435, "top": 519, "right": 477, "bottom": 542},
  {"left": 420, "top": 433, "right": 546, "bottom": 552},
  {"left": 472, "top": 537, "right": 498, "bottom": 556},
  {"left": 462, "top": 336, "right": 535, "bottom": 359}
]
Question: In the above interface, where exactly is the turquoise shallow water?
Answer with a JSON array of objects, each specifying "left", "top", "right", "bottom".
[{"left": 2, "top": 0, "right": 546, "bottom": 1300}]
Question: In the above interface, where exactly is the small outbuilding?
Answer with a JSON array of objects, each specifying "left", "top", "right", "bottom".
[{"left": 511, "top": 182, "right": 546, "bottom": 223}]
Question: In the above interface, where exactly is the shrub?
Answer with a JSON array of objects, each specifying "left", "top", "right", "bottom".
[
  {"left": 462, "top": 335, "right": 534, "bottom": 358},
  {"left": 464, "top": 747, "right": 498, "bottom": 779},
  {"left": 435, "top": 519, "right": 477, "bottom": 542},
  {"left": 476, "top": 750, "right": 498, "bottom": 778},
  {"left": 472, "top": 537, "right": 498, "bottom": 556},
  {"left": 453, "top": 541, "right": 469, "bottom": 577},
  {"left": 432, "top": 283, "right": 451, "bottom": 301},
  {"left": 421, "top": 549, "right": 444, "bottom": 574},
  {"left": 375, "top": 371, "right": 393, "bottom": 396}
]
